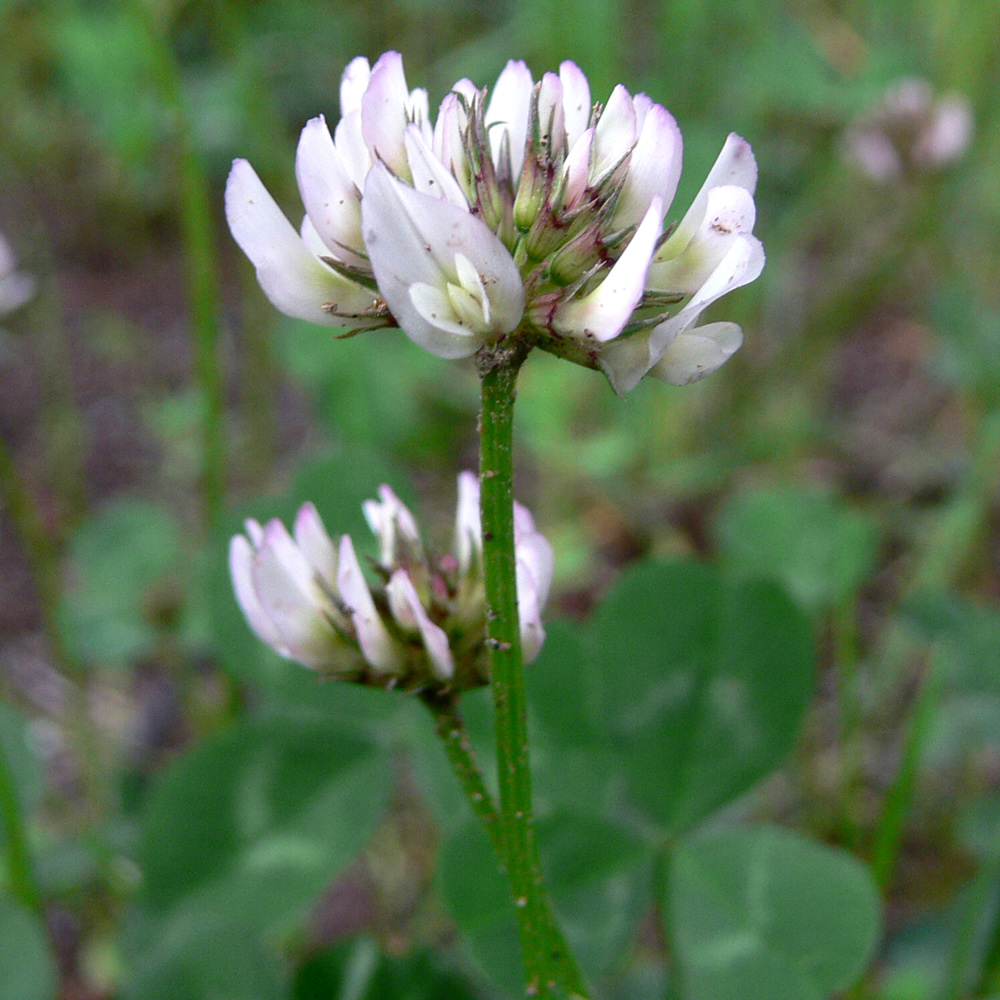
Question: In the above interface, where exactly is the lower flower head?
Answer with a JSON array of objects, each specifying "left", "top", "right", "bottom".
[
  {"left": 229, "top": 474, "right": 553, "bottom": 690},
  {"left": 226, "top": 52, "right": 764, "bottom": 392}
]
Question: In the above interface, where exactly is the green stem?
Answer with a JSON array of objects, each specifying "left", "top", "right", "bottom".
[
  {"left": 421, "top": 692, "right": 504, "bottom": 861},
  {"left": 478, "top": 339, "right": 587, "bottom": 999},
  {"left": 125, "top": 0, "right": 225, "bottom": 529},
  {"left": 0, "top": 734, "right": 42, "bottom": 916}
]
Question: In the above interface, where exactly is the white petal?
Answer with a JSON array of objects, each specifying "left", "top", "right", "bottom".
[
  {"left": 244, "top": 518, "right": 264, "bottom": 547},
  {"left": 225, "top": 159, "right": 374, "bottom": 323},
  {"left": 561, "top": 127, "right": 593, "bottom": 208},
  {"left": 229, "top": 535, "right": 290, "bottom": 656},
  {"left": 515, "top": 513, "right": 554, "bottom": 612},
  {"left": 591, "top": 84, "right": 636, "bottom": 182},
  {"left": 660, "top": 133, "right": 757, "bottom": 256},
  {"left": 553, "top": 197, "right": 664, "bottom": 343},
  {"left": 434, "top": 91, "right": 473, "bottom": 192},
  {"left": 362, "top": 165, "right": 524, "bottom": 357},
  {"left": 648, "top": 321, "right": 744, "bottom": 385},
  {"left": 360, "top": 51, "right": 411, "bottom": 176},
  {"left": 295, "top": 116, "right": 365, "bottom": 265},
  {"left": 648, "top": 184, "right": 756, "bottom": 294},
  {"left": 601, "top": 234, "right": 764, "bottom": 393},
  {"left": 294, "top": 503, "right": 338, "bottom": 587},
  {"left": 537, "top": 72, "right": 565, "bottom": 148},
  {"left": 250, "top": 537, "right": 337, "bottom": 668},
  {"left": 387, "top": 570, "right": 455, "bottom": 680},
  {"left": 613, "top": 102, "right": 682, "bottom": 230},
  {"left": 337, "top": 535, "right": 400, "bottom": 674},
  {"left": 403, "top": 125, "right": 469, "bottom": 208},
  {"left": 486, "top": 60, "right": 534, "bottom": 179},
  {"left": 515, "top": 552, "right": 548, "bottom": 664},
  {"left": 453, "top": 471, "right": 482, "bottom": 574},
  {"left": 340, "top": 56, "right": 371, "bottom": 116},
  {"left": 560, "top": 61, "right": 592, "bottom": 148},
  {"left": 362, "top": 485, "right": 422, "bottom": 566},
  {"left": 334, "top": 111, "right": 371, "bottom": 189},
  {"left": 408, "top": 283, "right": 480, "bottom": 344}
]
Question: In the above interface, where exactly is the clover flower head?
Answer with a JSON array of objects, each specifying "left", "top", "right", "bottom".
[
  {"left": 845, "top": 77, "right": 973, "bottom": 182},
  {"left": 229, "top": 473, "right": 553, "bottom": 690},
  {"left": 227, "top": 52, "right": 764, "bottom": 392}
]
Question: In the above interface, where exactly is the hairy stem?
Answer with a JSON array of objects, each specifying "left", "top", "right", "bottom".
[
  {"left": 478, "top": 339, "right": 586, "bottom": 999},
  {"left": 422, "top": 692, "right": 504, "bottom": 861}
]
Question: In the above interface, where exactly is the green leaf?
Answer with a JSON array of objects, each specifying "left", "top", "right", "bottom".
[
  {"left": 535, "top": 812, "right": 653, "bottom": 980},
  {"left": 590, "top": 561, "right": 814, "bottom": 835},
  {"left": 0, "top": 896, "right": 57, "bottom": 1000},
  {"left": 436, "top": 817, "right": 523, "bottom": 996},
  {"left": 56, "top": 499, "right": 182, "bottom": 668},
  {"left": 123, "top": 714, "right": 391, "bottom": 997},
  {"left": 437, "top": 811, "right": 652, "bottom": 991},
  {"left": 714, "top": 486, "right": 878, "bottom": 615},
  {"left": 121, "top": 917, "right": 289, "bottom": 1000},
  {"left": 669, "top": 826, "right": 881, "bottom": 1000}
]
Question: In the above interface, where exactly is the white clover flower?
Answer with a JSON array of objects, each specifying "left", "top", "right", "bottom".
[
  {"left": 229, "top": 474, "right": 554, "bottom": 689},
  {"left": 0, "top": 234, "right": 36, "bottom": 318},
  {"left": 227, "top": 52, "right": 763, "bottom": 392},
  {"left": 844, "top": 78, "right": 973, "bottom": 182}
]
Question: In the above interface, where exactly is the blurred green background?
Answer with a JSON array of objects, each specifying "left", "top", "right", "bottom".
[{"left": 2, "top": 0, "right": 1000, "bottom": 997}]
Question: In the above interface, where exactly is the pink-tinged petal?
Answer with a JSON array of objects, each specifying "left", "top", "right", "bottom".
[
  {"left": 361, "top": 165, "right": 524, "bottom": 357},
  {"left": 648, "top": 321, "right": 744, "bottom": 386},
  {"left": 648, "top": 184, "right": 756, "bottom": 294},
  {"left": 250, "top": 539, "right": 337, "bottom": 668},
  {"left": 660, "top": 133, "right": 757, "bottom": 256},
  {"left": 229, "top": 535, "right": 289, "bottom": 656},
  {"left": 434, "top": 91, "right": 473, "bottom": 192},
  {"left": 614, "top": 102, "right": 683, "bottom": 229},
  {"left": 360, "top": 51, "right": 411, "bottom": 175},
  {"left": 486, "top": 60, "right": 534, "bottom": 178},
  {"left": 362, "top": 485, "right": 423, "bottom": 566},
  {"left": 632, "top": 92, "right": 654, "bottom": 130},
  {"left": 334, "top": 111, "right": 370, "bottom": 189},
  {"left": 407, "top": 88, "right": 432, "bottom": 140},
  {"left": 294, "top": 503, "right": 338, "bottom": 586},
  {"left": 591, "top": 84, "right": 637, "bottom": 182},
  {"left": 403, "top": 125, "right": 469, "bottom": 208},
  {"left": 537, "top": 72, "right": 565, "bottom": 147},
  {"left": 295, "top": 116, "right": 365, "bottom": 265},
  {"left": 225, "top": 159, "right": 374, "bottom": 323},
  {"left": 601, "top": 234, "right": 764, "bottom": 394},
  {"left": 559, "top": 61, "right": 591, "bottom": 147},
  {"left": 515, "top": 516, "right": 554, "bottom": 611},
  {"left": 337, "top": 535, "right": 400, "bottom": 674},
  {"left": 387, "top": 570, "right": 455, "bottom": 680},
  {"left": 244, "top": 518, "right": 265, "bottom": 547},
  {"left": 553, "top": 197, "right": 664, "bottom": 343},
  {"left": 454, "top": 471, "right": 482, "bottom": 575},
  {"left": 515, "top": 554, "right": 547, "bottom": 664},
  {"left": 339, "top": 56, "right": 371, "bottom": 116},
  {"left": 561, "top": 127, "right": 593, "bottom": 208},
  {"left": 261, "top": 519, "right": 317, "bottom": 598}
]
